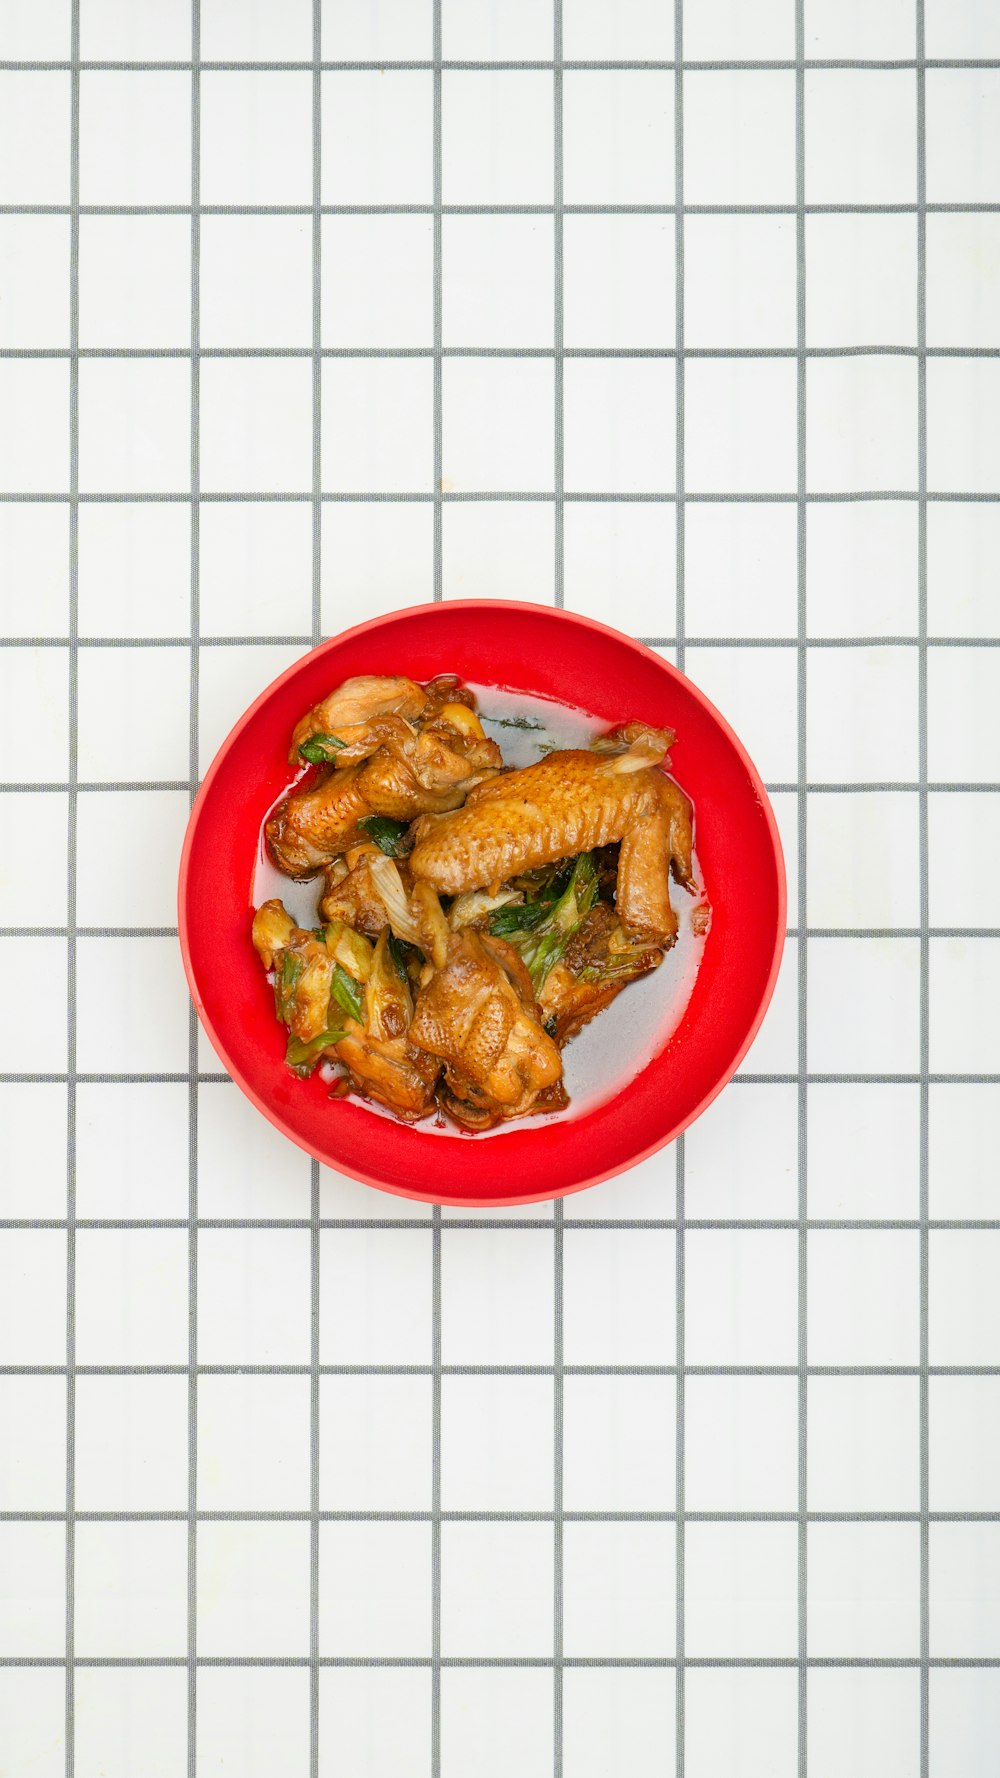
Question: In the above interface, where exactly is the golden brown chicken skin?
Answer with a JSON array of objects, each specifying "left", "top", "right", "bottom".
[
  {"left": 538, "top": 903, "right": 667, "bottom": 1045},
  {"left": 409, "top": 730, "right": 693, "bottom": 942}
]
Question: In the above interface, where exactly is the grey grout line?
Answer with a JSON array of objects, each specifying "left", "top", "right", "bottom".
[
  {"left": 553, "top": 5, "right": 565, "bottom": 1768},
  {"left": 7, "top": 634, "right": 1000, "bottom": 649},
  {"left": 432, "top": 0, "right": 443, "bottom": 605},
  {"left": 5, "top": 1361, "right": 1000, "bottom": 1378},
  {"left": 5, "top": 488, "right": 1000, "bottom": 503},
  {"left": 4, "top": 1070, "right": 1000, "bottom": 1086},
  {"left": 916, "top": 8, "right": 931, "bottom": 1775},
  {"left": 13, "top": 924, "right": 1000, "bottom": 940},
  {"left": 795, "top": 5, "right": 809, "bottom": 1773},
  {"left": 3, "top": 1218, "right": 999, "bottom": 1232},
  {"left": 3, "top": 55, "right": 1000, "bottom": 69},
  {"left": 3, "top": 1654, "right": 1000, "bottom": 1670},
  {"left": 431, "top": 1202, "right": 442, "bottom": 1778},
  {"left": 8, "top": 782, "right": 1000, "bottom": 797},
  {"left": 65, "top": 5, "right": 79, "bottom": 1773},
  {"left": 5, "top": 343, "right": 1000, "bottom": 359},
  {"left": 674, "top": 8, "right": 686, "bottom": 1773},
  {"left": 6, "top": 198, "right": 1000, "bottom": 216},
  {"left": 4, "top": 1509, "right": 999, "bottom": 1525},
  {"left": 554, "top": 1198, "right": 564, "bottom": 1778},
  {"left": 310, "top": 4, "right": 322, "bottom": 1771},
  {"left": 553, "top": 1, "right": 564, "bottom": 617},
  {"left": 187, "top": 10, "right": 201, "bottom": 1776}
]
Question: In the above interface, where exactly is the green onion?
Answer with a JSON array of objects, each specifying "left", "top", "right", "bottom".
[
  {"left": 511, "top": 853, "right": 599, "bottom": 993},
  {"left": 298, "top": 732, "right": 345, "bottom": 763},
  {"left": 485, "top": 714, "right": 544, "bottom": 731},
  {"left": 274, "top": 950, "right": 304, "bottom": 1022},
  {"left": 487, "top": 901, "right": 549, "bottom": 936},
  {"left": 285, "top": 1029, "right": 347, "bottom": 1077},
  {"left": 329, "top": 962, "right": 364, "bottom": 1025},
  {"left": 358, "top": 814, "right": 411, "bottom": 857}
]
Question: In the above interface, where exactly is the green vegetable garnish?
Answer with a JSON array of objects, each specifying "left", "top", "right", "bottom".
[
  {"left": 485, "top": 714, "right": 545, "bottom": 731},
  {"left": 274, "top": 950, "right": 304, "bottom": 1022},
  {"left": 487, "top": 901, "right": 549, "bottom": 936},
  {"left": 329, "top": 962, "right": 364, "bottom": 1026},
  {"left": 298, "top": 732, "right": 345, "bottom": 763},
  {"left": 501, "top": 853, "right": 600, "bottom": 993},
  {"left": 358, "top": 814, "right": 411, "bottom": 857},
  {"left": 285, "top": 1029, "right": 347, "bottom": 1077}
]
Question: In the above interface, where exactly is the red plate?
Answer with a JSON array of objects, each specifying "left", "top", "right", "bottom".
[{"left": 178, "top": 600, "right": 785, "bottom": 1206}]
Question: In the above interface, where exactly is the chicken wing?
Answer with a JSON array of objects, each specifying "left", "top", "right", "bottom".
[{"left": 537, "top": 903, "right": 666, "bottom": 1045}]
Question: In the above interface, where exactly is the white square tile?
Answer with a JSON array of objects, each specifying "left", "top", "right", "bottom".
[
  {"left": 197, "top": 1080, "right": 311, "bottom": 1218},
  {"left": 198, "top": 1520, "right": 310, "bottom": 1657},
  {"left": 201, "top": 358, "right": 311, "bottom": 494},
  {"left": 684, "top": 1229, "right": 798, "bottom": 1366},
  {"left": 563, "top": 214, "right": 674, "bottom": 350},
  {"left": 79, "top": 359, "right": 189, "bottom": 494},
  {"left": 807, "top": 358, "right": 918, "bottom": 492},
  {"left": 563, "top": 1374, "right": 674, "bottom": 1512},
  {"left": 809, "top": 1230, "right": 919, "bottom": 1364},
  {"left": 0, "top": 361, "right": 69, "bottom": 492},
  {"left": 0, "top": 504, "right": 69, "bottom": 637},
  {"left": 321, "top": 1520, "right": 431, "bottom": 1656},
  {"left": 562, "top": 502, "right": 675, "bottom": 633},
  {"left": 926, "top": 0, "right": 1000, "bottom": 55},
  {"left": 201, "top": 70, "right": 312, "bottom": 204},
  {"left": 78, "top": 215, "right": 189, "bottom": 350},
  {"left": 321, "top": 501, "right": 434, "bottom": 627},
  {"left": 806, "top": 215, "right": 917, "bottom": 349},
  {"left": 931, "top": 1668, "right": 1000, "bottom": 1778},
  {"left": 443, "top": 215, "right": 552, "bottom": 349},
  {"left": 929, "top": 648, "right": 1000, "bottom": 779},
  {"left": 441, "top": 1669, "right": 552, "bottom": 1778},
  {"left": 322, "top": 215, "right": 433, "bottom": 348},
  {"left": 0, "top": 1083, "right": 67, "bottom": 1219},
  {"left": 564, "top": 1521, "right": 674, "bottom": 1658},
  {"left": 808, "top": 936, "right": 920, "bottom": 1072},
  {"left": 931, "top": 1377, "right": 1000, "bottom": 1512},
  {"left": 80, "top": 71, "right": 190, "bottom": 204},
  {"left": 564, "top": 0, "right": 675, "bottom": 57},
  {"left": 805, "top": 0, "right": 914, "bottom": 55},
  {"left": 931, "top": 1230, "right": 1000, "bottom": 1364},
  {"left": 0, "top": 1668, "right": 64, "bottom": 1778},
  {"left": 442, "top": 501, "right": 554, "bottom": 604},
  {"left": 563, "top": 1667, "right": 675, "bottom": 1778},
  {"left": 683, "top": 646, "right": 797, "bottom": 783},
  {"left": 0, "top": 1522, "right": 64, "bottom": 1656},
  {"left": 201, "top": 0, "right": 311, "bottom": 59},
  {"left": 564, "top": 359, "right": 675, "bottom": 494},
  {"left": 0, "top": 216, "right": 70, "bottom": 348},
  {"left": 0, "top": 939, "right": 66, "bottom": 1072},
  {"left": 685, "top": 360, "right": 797, "bottom": 495},
  {"left": 323, "top": 69, "right": 432, "bottom": 203},
  {"left": 443, "top": 71, "right": 551, "bottom": 204},
  {"left": 685, "top": 0, "right": 793, "bottom": 55},
  {"left": 322, "top": 0, "right": 431, "bottom": 59},
  {"left": 77, "top": 504, "right": 190, "bottom": 637},
  {"left": 929, "top": 1083, "right": 1000, "bottom": 1220},
  {"left": 931, "top": 1523, "right": 1000, "bottom": 1657},
  {"left": 323, "top": 358, "right": 432, "bottom": 493},
  {"left": 80, "top": 0, "right": 190, "bottom": 56},
  {"left": 686, "top": 1668, "right": 797, "bottom": 1778},
  {"left": 563, "top": 70, "right": 672, "bottom": 204},
  {"left": 75, "top": 1520, "right": 186, "bottom": 1657},
  {"left": 685, "top": 1376, "right": 798, "bottom": 1513},
  {"left": 809, "top": 1376, "right": 920, "bottom": 1512},
  {"left": 75, "top": 1227, "right": 188, "bottom": 1364},
  {"left": 684, "top": 1082, "right": 798, "bottom": 1218},
  {"left": 807, "top": 502, "right": 917, "bottom": 636},
  {"left": 0, "top": 790, "right": 67, "bottom": 925},
  {"left": 441, "top": 1520, "right": 552, "bottom": 1656},
  {"left": 930, "top": 791, "right": 1000, "bottom": 927},
  {"left": 807, "top": 790, "right": 920, "bottom": 928},
  {"left": 0, "top": 647, "right": 68, "bottom": 778},
  {"left": 201, "top": 502, "right": 311, "bottom": 638},
  {"left": 200, "top": 215, "right": 311, "bottom": 349},
  {"left": 927, "top": 215, "right": 1000, "bottom": 350},
  {"left": 808, "top": 1082, "right": 919, "bottom": 1220},
  {"left": 0, "top": 72, "right": 70, "bottom": 204},
  {"left": 927, "top": 71, "right": 1000, "bottom": 205},
  {"left": 320, "top": 1228, "right": 430, "bottom": 1363},
  {"left": 442, "top": 357, "right": 552, "bottom": 493},
  {"left": 683, "top": 71, "right": 795, "bottom": 205},
  {"left": 0, "top": 1229, "right": 65, "bottom": 1362},
  {"left": 685, "top": 1521, "right": 797, "bottom": 1657},
  {"left": 810, "top": 1523, "right": 919, "bottom": 1657},
  {"left": 320, "top": 1374, "right": 432, "bottom": 1511},
  {"left": 568, "top": 1145, "right": 676, "bottom": 1220},
  {"left": 198, "top": 643, "right": 306, "bottom": 774},
  {"left": 0, "top": 0, "right": 70, "bottom": 56},
  {"left": 199, "top": 1375, "right": 310, "bottom": 1511},
  {"left": 0, "top": 1376, "right": 65, "bottom": 1511},
  {"left": 76, "top": 1081, "right": 188, "bottom": 1219},
  {"left": 77, "top": 789, "right": 189, "bottom": 928},
  {"left": 931, "top": 938, "right": 1000, "bottom": 1073},
  {"left": 441, "top": 1374, "right": 553, "bottom": 1510},
  {"left": 75, "top": 1374, "right": 187, "bottom": 1512},
  {"left": 685, "top": 215, "right": 796, "bottom": 350},
  {"left": 196, "top": 1667, "right": 310, "bottom": 1778},
  {"left": 76, "top": 935, "right": 190, "bottom": 1072},
  {"left": 805, "top": 71, "right": 915, "bottom": 204},
  {"left": 441, "top": 1228, "right": 552, "bottom": 1364},
  {"left": 807, "top": 648, "right": 918, "bottom": 780},
  {"left": 563, "top": 1228, "right": 675, "bottom": 1364},
  {"left": 808, "top": 1670, "right": 920, "bottom": 1778},
  {"left": 442, "top": 0, "right": 551, "bottom": 56},
  {"left": 199, "top": 1228, "right": 311, "bottom": 1363},
  {"left": 928, "top": 360, "right": 1000, "bottom": 495},
  {"left": 320, "top": 1669, "right": 431, "bottom": 1778},
  {"left": 685, "top": 503, "right": 796, "bottom": 640}
]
